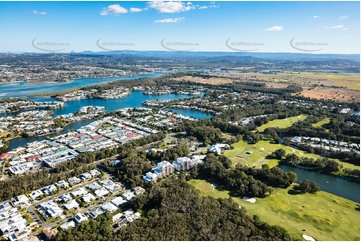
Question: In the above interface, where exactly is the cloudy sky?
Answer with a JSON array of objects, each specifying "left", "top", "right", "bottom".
[{"left": 0, "top": 1, "right": 359, "bottom": 53}]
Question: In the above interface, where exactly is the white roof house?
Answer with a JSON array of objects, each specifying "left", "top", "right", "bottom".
[
  {"left": 82, "top": 193, "right": 96, "bottom": 203},
  {"left": 71, "top": 187, "right": 88, "bottom": 197},
  {"left": 57, "top": 194, "right": 72, "bottom": 203},
  {"left": 29, "top": 190, "right": 44, "bottom": 201},
  {"left": 88, "top": 208, "right": 104, "bottom": 219},
  {"left": 80, "top": 172, "right": 92, "bottom": 180},
  {"left": 101, "top": 202, "right": 118, "bottom": 213},
  {"left": 0, "top": 200, "right": 12, "bottom": 212},
  {"left": 208, "top": 144, "right": 230, "bottom": 155},
  {"left": 86, "top": 182, "right": 102, "bottom": 190},
  {"left": 90, "top": 169, "right": 101, "bottom": 177},
  {"left": 10, "top": 195, "right": 30, "bottom": 207},
  {"left": 143, "top": 172, "right": 158, "bottom": 183},
  {"left": 133, "top": 186, "right": 145, "bottom": 196},
  {"left": 42, "top": 185, "right": 57, "bottom": 196},
  {"left": 39, "top": 201, "right": 63, "bottom": 218},
  {"left": 60, "top": 220, "right": 75, "bottom": 230},
  {"left": 122, "top": 190, "right": 135, "bottom": 201},
  {"left": 74, "top": 213, "right": 88, "bottom": 224},
  {"left": 111, "top": 197, "right": 126, "bottom": 207},
  {"left": 63, "top": 200, "right": 79, "bottom": 210},
  {"left": 56, "top": 180, "right": 70, "bottom": 189},
  {"left": 68, "top": 176, "right": 81, "bottom": 185},
  {"left": 94, "top": 187, "right": 109, "bottom": 198}
]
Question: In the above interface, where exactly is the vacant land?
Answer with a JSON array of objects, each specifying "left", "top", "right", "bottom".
[
  {"left": 224, "top": 139, "right": 359, "bottom": 171},
  {"left": 188, "top": 179, "right": 360, "bottom": 241},
  {"left": 299, "top": 87, "right": 359, "bottom": 102},
  {"left": 174, "top": 71, "right": 360, "bottom": 102},
  {"left": 256, "top": 115, "right": 307, "bottom": 132}
]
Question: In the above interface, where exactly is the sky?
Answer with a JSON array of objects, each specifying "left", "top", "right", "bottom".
[{"left": 0, "top": 1, "right": 359, "bottom": 54}]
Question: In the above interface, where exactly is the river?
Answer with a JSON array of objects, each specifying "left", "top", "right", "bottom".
[{"left": 0, "top": 72, "right": 163, "bottom": 98}]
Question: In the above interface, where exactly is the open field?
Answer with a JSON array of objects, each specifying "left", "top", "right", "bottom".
[
  {"left": 173, "top": 76, "right": 234, "bottom": 85},
  {"left": 188, "top": 179, "right": 360, "bottom": 241},
  {"left": 173, "top": 71, "right": 360, "bottom": 102},
  {"left": 224, "top": 139, "right": 360, "bottom": 171},
  {"left": 299, "top": 87, "right": 359, "bottom": 102},
  {"left": 256, "top": 114, "right": 307, "bottom": 132},
  {"left": 312, "top": 117, "right": 330, "bottom": 128}
]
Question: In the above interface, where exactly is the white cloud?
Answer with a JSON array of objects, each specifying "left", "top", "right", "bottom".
[
  {"left": 311, "top": 15, "right": 320, "bottom": 19},
  {"left": 100, "top": 4, "right": 128, "bottom": 16},
  {"left": 154, "top": 17, "right": 185, "bottom": 23},
  {"left": 198, "top": 1, "right": 218, "bottom": 10},
  {"left": 338, "top": 15, "right": 348, "bottom": 19},
  {"left": 265, "top": 25, "right": 283, "bottom": 31},
  {"left": 33, "top": 10, "right": 47, "bottom": 15},
  {"left": 130, "top": 8, "right": 143, "bottom": 13},
  {"left": 325, "top": 24, "right": 349, "bottom": 30},
  {"left": 148, "top": 1, "right": 195, "bottom": 13},
  {"left": 330, "top": 24, "right": 344, "bottom": 29}
]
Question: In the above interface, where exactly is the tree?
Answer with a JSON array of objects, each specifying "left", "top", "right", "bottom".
[
  {"left": 298, "top": 180, "right": 320, "bottom": 194},
  {"left": 272, "top": 148, "right": 286, "bottom": 159}
]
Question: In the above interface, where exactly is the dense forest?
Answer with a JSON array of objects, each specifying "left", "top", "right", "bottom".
[{"left": 55, "top": 177, "right": 292, "bottom": 241}]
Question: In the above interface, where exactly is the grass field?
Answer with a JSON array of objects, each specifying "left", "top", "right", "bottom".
[
  {"left": 311, "top": 117, "right": 330, "bottom": 128},
  {"left": 224, "top": 140, "right": 359, "bottom": 171},
  {"left": 188, "top": 179, "right": 360, "bottom": 241},
  {"left": 256, "top": 115, "right": 307, "bottom": 132}
]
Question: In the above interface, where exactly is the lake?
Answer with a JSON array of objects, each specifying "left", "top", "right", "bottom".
[{"left": 279, "top": 164, "right": 360, "bottom": 202}]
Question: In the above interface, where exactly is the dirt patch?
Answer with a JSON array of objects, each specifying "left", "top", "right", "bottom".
[{"left": 299, "top": 87, "right": 359, "bottom": 102}]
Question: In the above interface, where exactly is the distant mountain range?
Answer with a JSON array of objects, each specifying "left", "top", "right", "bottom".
[{"left": 75, "top": 50, "right": 360, "bottom": 62}]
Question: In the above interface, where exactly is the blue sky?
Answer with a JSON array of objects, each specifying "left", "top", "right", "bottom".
[{"left": 0, "top": 1, "right": 359, "bottom": 54}]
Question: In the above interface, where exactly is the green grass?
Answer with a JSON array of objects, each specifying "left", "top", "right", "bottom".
[
  {"left": 188, "top": 179, "right": 360, "bottom": 241},
  {"left": 224, "top": 140, "right": 359, "bottom": 171},
  {"left": 256, "top": 115, "right": 307, "bottom": 132},
  {"left": 188, "top": 179, "right": 230, "bottom": 199},
  {"left": 312, "top": 117, "right": 330, "bottom": 129}
]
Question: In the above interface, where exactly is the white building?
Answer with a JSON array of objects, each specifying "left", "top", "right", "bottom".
[
  {"left": 60, "top": 220, "right": 75, "bottom": 230},
  {"left": 68, "top": 176, "right": 81, "bottom": 185},
  {"left": 90, "top": 169, "right": 101, "bottom": 177},
  {"left": 82, "top": 193, "right": 96, "bottom": 203},
  {"left": 94, "top": 187, "right": 109, "bottom": 198},
  {"left": 153, "top": 161, "right": 174, "bottom": 178},
  {"left": 142, "top": 172, "right": 158, "bottom": 183},
  {"left": 88, "top": 208, "right": 104, "bottom": 219},
  {"left": 0, "top": 213, "right": 27, "bottom": 239},
  {"left": 39, "top": 201, "right": 63, "bottom": 219},
  {"left": 101, "top": 202, "right": 118, "bottom": 213},
  {"left": 29, "top": 190, "right": 44, "bottom": 201},
  {"left": 57, "top": 194, "right": 72, "bottom": 203},
  {"left": 111, "top": 197, "right": 126, "bottom": 207},
  {"left": 63, "top": 200, "right": 79, "bottom": 210},
  {"left": 74, "top": 213, "right": 88, "bottom": 224},
  {"left": 56, "top": 180, "right": 70, "bottom": 189},
  {"left": 208, "top": 144, "right": 230, "bottom": 155},
  {"left": 42, "top": 185, "right": 57, "bottom": 196},
  {"left": 173, "top": 157, "right": 193, "bottom": 171},
  {"left": 71, "top": 187, "right": 88, "bottom": 197}
]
